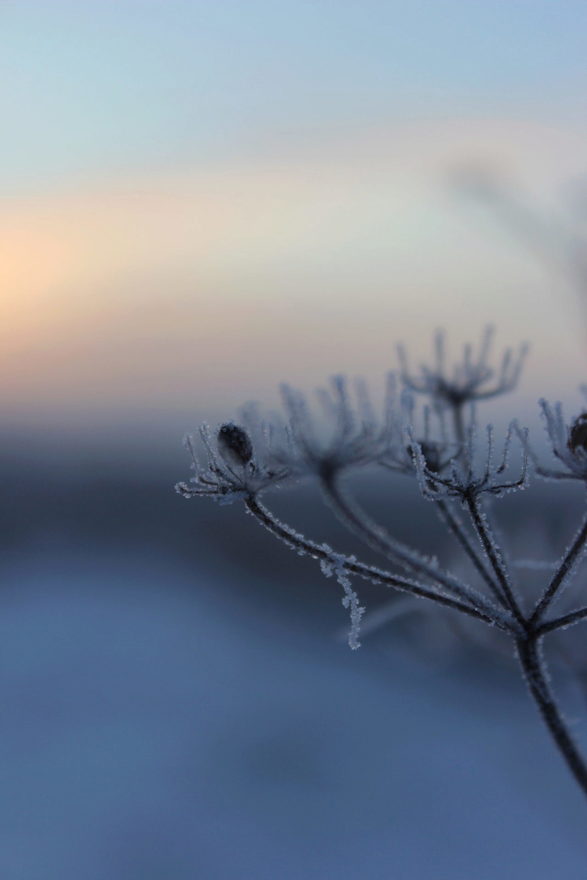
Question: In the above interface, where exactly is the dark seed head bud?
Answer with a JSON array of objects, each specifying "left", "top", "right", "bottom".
[
  {"left": 217, "top": 423, "right": 253, "bottom": 467},
  {"left": 568, "top": 413, "right": 587, "bottom": 456}
]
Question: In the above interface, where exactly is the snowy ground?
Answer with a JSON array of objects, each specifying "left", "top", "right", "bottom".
[{"left": 1, "top": 545, "right": 586, "bottom": 880}]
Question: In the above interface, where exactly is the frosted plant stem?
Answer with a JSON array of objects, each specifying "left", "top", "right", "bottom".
[
  {"left": 517, "top": 636, "right": 587, "bottom": 800},
  {"left": 530, "top": 514, "right": 587, "bottom": 626},
  {"left": 538, "top": 606, "right": 587, "bottom": 637},
  {"left": 465, "top": 494, "right": 526, "bottom": 630},
  {"left": 434, "top": 498, "right": 506, "bottom": 607},
  {"left": 320, "top": 477, "right": 517, "bottom": 631},
  {"left": 244, "top": 495, "right": 508, "bottom": 629}
]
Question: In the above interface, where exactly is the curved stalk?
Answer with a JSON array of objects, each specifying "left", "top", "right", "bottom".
[
  {"left": 530, "top": 514, "right": 587, "bottom": 626},
  {"left": 464, "top": 494, "right": 526, "bottom": 630},
  {"left": 320, "top": 476, "right": 519, "bottom": 633},
  {"left": 517, "top": 636, "right": 587, "bottom": 799},
  {"left": 537, "top": 606, "right": 587, "bottom": 637},
  {"left": 245, "top": 495, "right": 509, "bottom": 630},
  {"left": 435, "top": 498, "right": 505, "bottom": 606}
]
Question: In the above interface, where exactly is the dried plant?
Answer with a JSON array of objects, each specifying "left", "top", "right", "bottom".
[{"left": 177, "top": 329, "right": 587, "bottom": 800}]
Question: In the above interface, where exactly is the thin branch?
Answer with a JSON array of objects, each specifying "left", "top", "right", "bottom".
[
  {"left": 537, "top": 606, "right": 587, "bottom": 637},
  {"left": 530, "top": 513, "right": 587, "bottom": 626},
  {"left": 320, "top": 476, "right": 518, "bottom": 631},
  {"left": 434, "top": 498, "right": 507, "bottom": 607},
  {"left": 244, "top": 495, "right": 510, "bottom": 630},
  {"left": 517, "top": 637, "right": 587, "bottom": 799},
  {"left": 465, "top": 494, "right": 526, "bottom": 630}
]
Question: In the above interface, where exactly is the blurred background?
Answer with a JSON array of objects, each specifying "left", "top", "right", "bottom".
[{"left": 2, "top": 2, "right": 587, "bottom": 878}]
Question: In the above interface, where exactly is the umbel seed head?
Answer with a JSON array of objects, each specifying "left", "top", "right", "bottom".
[
  {"left": 568, "top": 413, "right": 587, "bottom": 455},
  {"left": 217, "top": 423, "right": 253, "bottom": 468}
]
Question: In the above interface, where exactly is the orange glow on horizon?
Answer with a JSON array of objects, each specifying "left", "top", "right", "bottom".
[{"left": 1, "top": 116, "right": 585, "bottom": 421}]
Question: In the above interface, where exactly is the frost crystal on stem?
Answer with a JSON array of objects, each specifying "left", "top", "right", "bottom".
[{"left": 320, "top": 549, "right": 365, "bottom": 650}]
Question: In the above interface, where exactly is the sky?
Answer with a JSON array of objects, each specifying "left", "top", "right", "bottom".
[{"left": 1, "top": 0, "right": 586, "bottom": 437}]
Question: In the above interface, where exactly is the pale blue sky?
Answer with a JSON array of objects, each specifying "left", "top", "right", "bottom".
[{"left": 2, "top": 0, "right": 586, "bottom": 191}]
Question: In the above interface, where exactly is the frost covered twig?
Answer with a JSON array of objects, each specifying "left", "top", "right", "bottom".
[
  {"left": 433, "top": 498, "right": 503, "bottom": 603},
  {"left": 530, "top": 512, "right": 587, "bottom": 625},
  {"left": 463, "top": 493, "right": 525, "bottom": 628},
  {"left": 319, "top": 473, "right": 514, "bottom": 629},
  {"left": 538, "top": 605, "right": 587, "bottom": 637},
  {"left": 244, "top": 495, "right": 507, "bottom": 634}
]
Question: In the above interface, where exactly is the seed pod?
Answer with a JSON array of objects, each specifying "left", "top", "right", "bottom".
[
  {"left": 568, "top": 413, "right": 587, "bottom": 455},
  {"left": 217, "top": 423, "right": 253, "bottom": 467}
]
